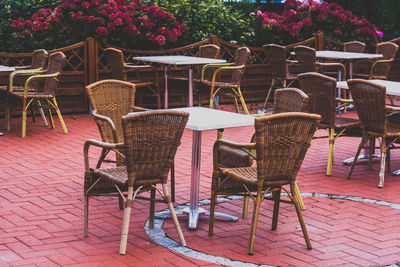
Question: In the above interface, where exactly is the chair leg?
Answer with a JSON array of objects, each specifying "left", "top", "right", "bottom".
[
  {"left": 326, "top": 128, "right": 334, "bottom": 176},
  {"left": 84, "top": 194, "right": 89, "bottom": 237},
  {"left": 237, "top": 87, "right": 249, "bottom": 115},
  {"left": 242, "top": 193, "right": 249, "bottom": 219},
  {"left": 118, "top": 196, "right": 124, "bottom": 210},
  {"left": 30, "top": 105, "right": 36, "bottom": 122},
  {"left": 36, "top": 99, "right": 49, "bottom": 127},
  {"left": 233, "top": 97, "right": 240, "bottom": 113},
  {"left": 5, "top": 94, "right": 10, "bottom": 131},
  {"left": 248, "top": 191, "right": 262, "bottom": 255},
  {"left": 47, "top": 108, "right": 55, "bottom": 129},
  {"left": 52, "top": 98, "right": 68, "bottom": 134},
  {"left": 208, "top": 190, "right": 217, "bottom": 236},
  {"left": 291, "top": 183, "right": 312, "bottom": 250},
  {"left": 149, "top": 188, "right": 156, "bottom": 228},
  {"left": 119, "top": 186, "right": 134, "bottom": 255},
  {"left": 368, "top": 138, "right": 375, "bottom": 170},
  {"left": 21, "top": 98, "right": 28, "bottom": 138},
  {"left": 271, "top": 188, "right": 281, "bottom": 231},
  {"left": 294, "top": 182, "right": 305, "bottom": 210},
  {"left": 378, "top": 139, "right": 386, "bottom": 188},
  {"left": 209, "top": 85, "right": 216, "bottom": 109},
  {"left": 170, "top": 163, "right": 175, "bottom": 203},
  {"left": 162, "top": 184, "right": 186, "bottom": 246},
  {"left": 347, "top": 137, "right": 367, "bottom": 179},
  {"left": 387, "top": 146, "right": 391, "bottom": 173},
  {"left": 262, "top": 78, "right": 276, "bottom": 110}
]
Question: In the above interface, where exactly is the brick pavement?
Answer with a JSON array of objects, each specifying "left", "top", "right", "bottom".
[{"left": 1, "top": 109, "right": 400, "bottom": 266}]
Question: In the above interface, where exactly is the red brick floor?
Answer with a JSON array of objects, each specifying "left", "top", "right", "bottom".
[{"left": 1, "top": 108, "right": 400, "bottom": 266}]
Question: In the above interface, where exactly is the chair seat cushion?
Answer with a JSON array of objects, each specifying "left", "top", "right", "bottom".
[
  {"left": 334, "top": 117, "right": 361, "bottom": 129},
  {"left": 201, "top": 80, "right": 238, "bottom": 88}
]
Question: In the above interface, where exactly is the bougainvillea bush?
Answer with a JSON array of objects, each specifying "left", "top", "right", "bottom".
[
  {"left": 9, "top": 0, "right": 188, "bottom": 52},
  {"left": 255, "top": 0, "right": 381, "bottom": 46}
]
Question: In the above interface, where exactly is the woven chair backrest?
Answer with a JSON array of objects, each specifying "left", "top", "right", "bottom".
[
  {"left": 231, "top": 46, "right": 250, "bottom": 83},
  {"left": 294, "top": 45, "right": 317, "bottom": 74},
  {"left": 298, "top": 72, "right": 337, "bottom": 128},
  {"left": 344, "top": 41, "right": 366, "bottom": 53},
  {"left": 41, "top": 52, "right": 65, "bottom": 96},
  {"left": 255, "top": 112, "right": 320, "bottom": 182},
  {"left": 104, "top": 47, "right": 126, "bottom": 80},
  {"left": 377, "top": 42, "right": 399, "bottom": 60},
  {"left": 263, "top": 44, "right": 288, "bottom": 80},
  {"left": 121, "top": 110, "right": 189, "bottom": 186},
  {"left": 86, "top": 79, "right": 136, "bottom": 143},
  {"left": 31, "top": 49, "right": 48, "bottom": 69},
  {"left": 272, "top": 88, "right": 309, "bottom": 114},
  {"left": 197, "top": 44, "right": 220, "bottom": 79},
  {"left": 347, "top": 79, "right": 386, "bottom": 135}
]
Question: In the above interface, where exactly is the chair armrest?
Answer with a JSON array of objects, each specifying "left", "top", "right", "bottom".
[
  {"left": 336, "top": 98, "right": 353, "bottom": 103},
  {"left": 84, "top": 139, "right": 124, "bottom": 172},
  {"left": 91, "top": 112, "right": 118, "bottom": 142},
  {"left": 317, "top": 62, "right": 347, "bottom": 80},
  {"left": 201, "top": 63, "right": 233, "bottom": 81},
  {"left": 209, "top": 65, "right": 246, "bottom": 84},
  {"left": 131, "top": 106, "right": 149, "bottom": 112},
  {"left": 213, "top": 139, "right": 256, "bottom": 170},
  {"left": 20, "top": 72, "right": 60, "bottom": 95},
  {"left": 8, "top": 69, "right": 45, "bottom": 92},
  {"left": 124, "top": 63, "right": 159, "bottom": 85},
  {"left": 386, "top": 105, "right": 400, "bottom": 112}
]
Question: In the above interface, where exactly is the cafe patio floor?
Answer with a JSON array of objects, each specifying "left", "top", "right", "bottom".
[{"left": 1, "top": 105, "right": 400, "bottom": 267}]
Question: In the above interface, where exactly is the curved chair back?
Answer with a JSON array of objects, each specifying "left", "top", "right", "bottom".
[
  {"left": 294, "top": 45, "right": 317, "bottom": 73},
  {"left": 254, "top": 112, "right": 320, "bottom": 181},
  {"left": 31, "top": 49, "right": 48, "bottom": 69},
  {"left": 104, "top": 47, "right": 126, "bottom": 80},
  {"left": 347, "top": 79, "right": 386, "bottom": 135},
  {"left": 199, "top": 44, "right": 220, "bottom": 59},
  {"left": 86, "top": 79, "right": 136, "bottom": 143},
  {"left": 263, "top": 44, "right": 287, "bottom": 80},
  {"left": 377, "top": 42, "right": 399, "bottom": 60},
  {"left": 231, "top": 46, "right": 250, "bottom": 83},
  {"left": 272, "top": 88, "right": 309, "bottom": 114},
  {"left": 121, "top": 110, "right": 189, "bottom": 185},
  {"left": 297, "top": 72, "right": 337, "bottom": 128},
  {"left": 42, "top": 52, "right": 65, "bottom": 96},
  {"left": 344, "top": 41, "right": 366, "bottom": 53}
]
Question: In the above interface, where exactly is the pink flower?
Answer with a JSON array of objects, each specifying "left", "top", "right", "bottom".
[
  {"left": 256, "top": 10, "right": 263, "bottom": 17},
  {"left": 145, "top": 32, "right": 155, "bottom": 42},
  {"left": 155, "top": 35, "right": 166, "bottom": 45},
  {"left": 303, "top": 17, "right": 312, "bottom": 27},
  {"left": 333, "top": 29, "right": 342, "bottom": 35},
  {"left": 114, "top": 18, "right": 123, "bottom": 26},
  {"left": 376, "top": 30, "right": 383, "bottom": 37},
  {"left": 21, "top": 30, "right": 31, "bottom": 36},
  {"left": 81, "top": 2, "right": 90, "bottom": 8},
  {"left": 11, "top": 20, "right": 25, "bottom": 30},
  {"left": 96, "top": 26, "right": 108, "bottom": 37},
  {"left": 158, "top": 27, "right": 168, "bottom": 35},
  {"left": 142, "top": 20, "right": 154, "bottom": 30},
  {"left": 106, "top": 22, "right": 116, "bottom": 31},
  {"left": 123, "top": 24, "right": 140, "bottom": 36}
]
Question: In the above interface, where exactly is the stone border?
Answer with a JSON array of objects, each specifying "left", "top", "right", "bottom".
[{"left": 144, "top": 193, "right": 400, "bottom": 266}]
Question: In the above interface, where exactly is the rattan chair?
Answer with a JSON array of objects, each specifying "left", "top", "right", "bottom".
[
  {"left": 104, "top": 47, "right": 161, "bottom": 108},
  {"left": 5, "top": 52, "right": 68, "bottom": 137},
  {"left": 84, "top": 110, "right": 188, "bottom": 254},
  {"left": 347, "top": 79, "right": 400, "bottom": 188},
  {"left": 209, "top": 112, "right": 320, "bottom": 255},
  {"left": 217, "top": 88, "right": 309, "bottom": 213},
  {"left": 170, "top": 44, "right": 220, "bottom": 105},
  {"left": 261, "top": 44, "right": 298, "bottom": 108},
  {"left": 344, "top": 41, "right": 366, "bottom": 53},
  {"left": 298, "top": 72, "right": 361, "bottom": 176},
  {"left": 294, "top": 45, "right": 346, "bottom": 80},
  {"left": 0, "top": 49, "right": 49, "bottom": 125},
  {"left": 353, "top": 42, "right": 399, "bottom": 80},
  {"left": 200, "top": 46, "right": 250, "bottom": 114}
]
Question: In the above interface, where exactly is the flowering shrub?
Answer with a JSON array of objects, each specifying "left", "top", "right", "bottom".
[
  {"left": 9, "top": 0, "right": 188, "bottom": 51},
  {"left": 255, "top": 0, "right": 381, "bottom": 45}
]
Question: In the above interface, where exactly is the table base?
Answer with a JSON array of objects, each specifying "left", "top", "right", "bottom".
[
  {"left": 182, "top": 207, "right": 238, "bottom": 230},
  {"left": 342, "top": 153, "right": 380, "bottom": 165}
]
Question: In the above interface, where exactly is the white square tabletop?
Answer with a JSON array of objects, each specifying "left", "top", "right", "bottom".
[
  {"left": 131, "top": 55, "right": 226, "bottom": 66},
  {"left": 337, "top": 79, "right": 400, "bottom": 96}
]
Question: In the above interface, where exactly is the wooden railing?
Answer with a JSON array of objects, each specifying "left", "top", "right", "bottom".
[{"left": 1, "top": 33, "right": 400, "bottom": 114}]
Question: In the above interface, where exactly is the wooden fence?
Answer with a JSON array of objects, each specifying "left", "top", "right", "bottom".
[{"left": 1, "top": 33, "right": 400, "bottom": 114}]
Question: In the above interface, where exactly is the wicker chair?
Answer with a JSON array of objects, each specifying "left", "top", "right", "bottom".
[
  {"left": 104, "top": 47, "right": 161, "bottom": 108},
  {"left": 347, "top": 79, "right": 400, "bottom": 188},
  {"left": 200, "top": 46, "right": 250, "bottom": 114},
  {"left": 209, "top": 112, "right": 320, "bottom": 255},
  {"left": 298, "top": 72, "right": 361, "bottom": 176},
  {"left": 344, "top": 41, "right": 366, "bottom": 53},
  {"left": 170, "top": 44, "right": 220, "bottom": 105},
  {"left": 261, "top": 44, "right": 298, "bottom": 108},
  {"left": 353, "top": 42, "right": 399, "bottom": 80},
  {"left": 0, "top": 49, "right": 49, "bottom": 125},
  {"left": 5, "top": 52, "right": 68, "bottom": 137},
  {"left": 84, "top": 110, "right": 188, "bottom": 254},
  {"left": 294, "top": 45, "right": 346, "bottom": 80}
]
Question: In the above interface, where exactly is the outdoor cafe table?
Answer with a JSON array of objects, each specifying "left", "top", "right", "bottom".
[
  {"left": 131, "top": 56, "right": 226, "bottom": 109},
  {"left": 172, "top": 107, "right": 254, "bottom": 230},
  {"left": 316, "top": 50, "right": 383, "bottom": 79}
]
